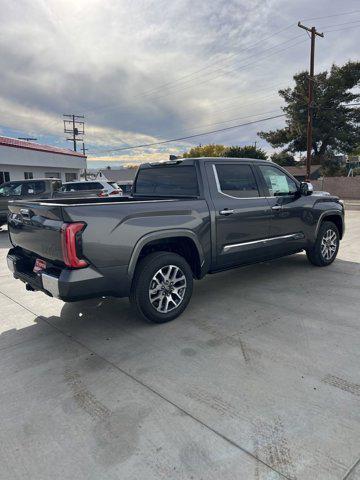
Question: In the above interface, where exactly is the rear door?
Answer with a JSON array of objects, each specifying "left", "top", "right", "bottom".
[{"left": 206, "top": 161, "right": 272, "bottom": 268}]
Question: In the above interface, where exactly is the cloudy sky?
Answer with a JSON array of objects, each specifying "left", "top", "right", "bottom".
[{"left": 0, "top": 0, "right": 359, "bottom": 167}]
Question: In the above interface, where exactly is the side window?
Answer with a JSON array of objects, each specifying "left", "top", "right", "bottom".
[
  {"left": 215, "top": 164, "right": 259, "bottom": 198},
  {"left": 22, "top": 181, "right": 46, "bottom": 195},
  {"left": 0, "top": 183, "right": 22, "bottom": 196},
  {"left": 259, "top": 165, "right": 297, "bottom": 196}
]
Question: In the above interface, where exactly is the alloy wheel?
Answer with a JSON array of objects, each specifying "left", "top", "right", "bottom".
[
  {"left": 321, "top": 228, "right": 338, "bottom": 261},
  {"left": 149, "top": 264, "right": 187, "bottom": 313}
]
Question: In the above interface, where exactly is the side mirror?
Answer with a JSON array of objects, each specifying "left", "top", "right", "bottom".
[{"left": 299, "top": 181, "right": 313, "bottom": 196}]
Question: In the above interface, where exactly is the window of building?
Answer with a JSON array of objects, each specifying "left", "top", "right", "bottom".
[
  {"left": 215, "top": 164, "right": 259, "bottom": 198},
  {"left": 45, "top": 172, "right": 61, "bottom": 179},
  {"left": 24, "top": 172, "right": 34, "bottom": 179},
  {"left": 0, "top": 171, "right": 10, "bottom": 185},
  {"left": 65, "top": 172, "right": 78, "bottom": 182},
  {"left": 259, "top": 165, "right": 298, "bottom": 196}
]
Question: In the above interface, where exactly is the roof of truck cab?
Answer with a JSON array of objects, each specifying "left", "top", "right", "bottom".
[{"left": 143, "top": 157, "right": 270, "bottom": 167}]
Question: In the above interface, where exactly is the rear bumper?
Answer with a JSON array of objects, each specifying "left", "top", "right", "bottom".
[{"left": 7, "top": 250, "right": 131, "bottom": 302}]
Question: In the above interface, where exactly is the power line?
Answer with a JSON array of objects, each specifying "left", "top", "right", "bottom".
[
  {"left": 89, "top": 113, "right": 285, "bottom": 154},
  {"left": 324, "top": 24, "right": 360, "bottom": 33},
  {"left": 145, "top": 37, "right": 305, "bottom": 103},
  {"left": 137, "top": 24, "right": 296, "bottom": 99},
  {"left": 84, "top": 32, "right": 303, "bottom": 115},
  {"left": 301, "top": 9, "right": 360, "bottom": 22},
  {"left": 83, "top": 24, "right": 297, "bottom": 115},
  {"left": 318, "top": 19, "right": 360, "bottom": 29}
]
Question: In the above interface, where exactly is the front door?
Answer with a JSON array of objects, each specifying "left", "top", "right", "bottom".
[
  {"left": 255, "top": 163, "right": 308, "bottom": 255},
  {"left": 206, "top": 162, "right": 272, "bottom": 268}
]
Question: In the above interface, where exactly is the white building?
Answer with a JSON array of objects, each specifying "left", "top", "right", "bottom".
[{"left": 0, "top": 136, "right": 87, "bottom": 184}]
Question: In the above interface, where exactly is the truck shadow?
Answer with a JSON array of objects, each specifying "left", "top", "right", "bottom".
[{"left": 1, "top": 253, "right": 359, "bottom": 350}]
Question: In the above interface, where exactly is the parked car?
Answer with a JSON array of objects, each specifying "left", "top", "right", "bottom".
[
  {"left": 0, "top": 178, "right": 107, "bottom": 229},
  {"left": 7, "top": 157, "right": 344, "bottom": 323},
  {"left": 116, "top": 180, "right": 133, "bottom": 195},
  {"left": 60, "top": 180, "right": 123, "bottom": 197},
  {"left": 0, "top": 179, "right": 62, "bottom": 228}
]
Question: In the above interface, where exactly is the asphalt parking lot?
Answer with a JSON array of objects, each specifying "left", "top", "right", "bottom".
[{"left": 0, "top": 211, "right": 359, "bottom": 480}]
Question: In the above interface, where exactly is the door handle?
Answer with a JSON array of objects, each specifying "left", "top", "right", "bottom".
[
  {"left": 271, "top": 205, "right": 282, "bottom": 211},
  {"left": 220, "top": 209, "right": 234, "bottom": 216}
]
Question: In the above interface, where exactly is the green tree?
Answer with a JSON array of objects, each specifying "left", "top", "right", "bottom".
[
  {"left": 183, "top": 144, "right": 225, "bottom": 158},
  {"left": 258, "top": 61, "right": 360, "bottom": 161},
  {"left": 320, "top": 159, "right": 347, "bottom": 177},
  {"left": 222, "top": 145, "right": 267, "bottom": 159},
  {"left": 270, "top": 151, "right": 296, "bottom": 166}
]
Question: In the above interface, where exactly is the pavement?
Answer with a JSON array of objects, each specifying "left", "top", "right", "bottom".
[{"left": 0, "top": 212, "right": 359, "bottom": 480}]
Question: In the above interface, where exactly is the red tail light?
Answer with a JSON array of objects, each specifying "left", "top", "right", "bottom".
[
  {"left": 61, "top": 222, "right": 88, "bottom": 268},
  {"left": 109, "top": 189, "right": 121, "bottom": 195},
  {"left": 97, "top": 191, "right": 108, "bottom": 197}
]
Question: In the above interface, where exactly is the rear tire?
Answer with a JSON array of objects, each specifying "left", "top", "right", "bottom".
[
  {"left": 306, "top": 221, "right": 340, "bottom": 266},
  {"left": 130, "top": 251, "right": 193, "bottom": 323}
]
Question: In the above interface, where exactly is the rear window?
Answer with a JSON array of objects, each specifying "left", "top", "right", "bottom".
[
  {"left": 135, "top": 166, "right": 199, "bottom": 196},
  {"left": 62, "top": 182, "right": 103, "bottom": 192}
]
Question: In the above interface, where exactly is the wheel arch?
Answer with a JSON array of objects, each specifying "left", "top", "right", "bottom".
[
  {"left": 128, "top": 230, "right": 205, "bottom": 280},
  {"left": 315, "top": 211, "right": 344, "bottom": 240}
]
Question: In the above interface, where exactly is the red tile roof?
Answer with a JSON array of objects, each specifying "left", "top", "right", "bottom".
[{"left": 0, "top": 136, "right": 86, "bottom": 158}]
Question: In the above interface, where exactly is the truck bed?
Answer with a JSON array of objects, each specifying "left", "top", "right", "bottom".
[{"left": 7, "top": 196, "right": 210, "bottom": 269}]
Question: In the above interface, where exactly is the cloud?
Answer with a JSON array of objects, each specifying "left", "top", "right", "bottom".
[{"left": 0, "top": 0, "right": 359, "bottom": 165}]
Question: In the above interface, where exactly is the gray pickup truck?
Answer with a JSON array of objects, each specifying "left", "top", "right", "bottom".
[{"left": 7, "top": 157, "right": 344, "bottom": 323}]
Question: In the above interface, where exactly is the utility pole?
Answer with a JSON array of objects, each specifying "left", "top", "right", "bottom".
[
  {"left": 63, "top": 114, "right": 85, "bottom": 152},
  {"left": 298, "top": 22, "right": 324, "bottom": 181},
  {"left": 82, "top": 143, "right": 88, "bottom": 180},
  {"left": 82, "top": 143, "right": 88, "bottom": 156}
]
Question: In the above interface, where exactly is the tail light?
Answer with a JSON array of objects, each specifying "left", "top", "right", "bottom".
[
  {"left": 97, "top": 190, "right": 108, "bottom": 197},
  {"left": 109, "top": 189, "right": 121, "bottom": 195},
  {"left": 61, "top": 222, "right": 88, "bottom": 268}
]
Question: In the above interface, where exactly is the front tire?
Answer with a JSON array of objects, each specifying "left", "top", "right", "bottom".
[
  {"left": 130, "top": 251, "right": 193, "bottom": 323},
  {"left": 306, "top": 221, "right": 340, "bottom": 266}
]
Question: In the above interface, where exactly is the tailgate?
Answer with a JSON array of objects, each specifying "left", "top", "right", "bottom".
[{"left": 8, "top": 201, "right": 65, "bottom": 262}]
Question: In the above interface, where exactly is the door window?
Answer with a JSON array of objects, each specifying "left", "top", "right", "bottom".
[
  {"left": 259, "top": 165, "right": 297, "bottom": 196},
  {"left": 24, "top": 172, "right": 34, "bottom": 179},
  {"left": 215, "top": 164, "right": 259, "bottom": 198}
]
